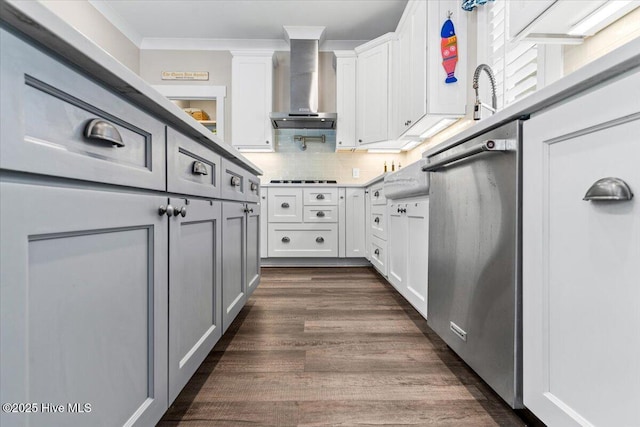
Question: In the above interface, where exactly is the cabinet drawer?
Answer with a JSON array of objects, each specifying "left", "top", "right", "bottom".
[
  {"left": 220, "top": 158, "right": 248, "bottom": 201},
  {"left": 370, "top": 235, "right": 387, "bottom": 276},
  {"left": 245, "top": 174, "right": 260, "bottom": 203},
  {"left": 167, "top": 127, "right": 221, "bottom": 198},
  {"left": 303, "top": 205, "right": 338, "bottom": 223},
  {"left": 268, "top": 188, "right": 303, "bottom": 223},
  {"left": 268, "top": 224, "right": 338, "bottom": 257},
  {"left": 0, "top": 29, "right": 166, "bottom": 190},
  {"left": 303, "top": 188, "right": 339, "bottom": 205},
  {"left": 370, "top": 183, "right": 386, "bottom": 205},
  {"left": 371, "top": 207, "right": 387, "bottom": 240}
]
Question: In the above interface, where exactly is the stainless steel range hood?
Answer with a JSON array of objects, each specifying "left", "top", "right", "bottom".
[{"left": 270, "top": 28, "right": 337, "bottom": 130}]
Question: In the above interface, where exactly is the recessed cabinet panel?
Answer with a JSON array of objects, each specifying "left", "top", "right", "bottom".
[
  {"left": 345, "top": 188, "right": 366, "bottom": 258},
  {"left": 246, "top": 204, "right": 261, "bottom": 297},
  {"left": 303, "top": 188, "right": 339, "bottom": 205},
  {"left": 0, "top": 29, "right": 166, "bottom": 191},
  {"left": 245, "top": 173, "right": 261, "bottom": 203},
  {"left": 231, "top": 53, "right": 274, "bottom": 151},
  {"left": 356, "top": 41, "right": 391, "bottom": 145},
  {"left": 370, "top": 234, "right": 388, "bottom": 277},
  {"left": 405, "top": 200, "right": 429, "bottom": 317},
  {"left": 370, "top": 183, "right": 387, "bottom": 205},
  {"left": 388, "top": 204, "right": 407, "bottom": 290},
  {"left": 221, "top": 202, "right": 246, "bottom": 332},
  {"left": 268, "top": 188, "right": 303, "bottom": 222},
  {"left": 523, "top": 69, "right": 640, "bottom": 426},
  {"left": 168, "top": 198, "right": 222, "bottom": 403},
  {"left": 371, "top": 207, "right": 387, "bottom": 241},
  {"left": 0, "top": 183, "right": 168, "bottom": 427},
  {"left": 221, "top": 158, "right": 247, "bottom": 201},
  {"left": 167, "top": 127, "right": 221, "bottom": 198},
  {"left": 335, "top": 54, "right": 357, "bottom": 150},
  {"left": 303, "top": 205, "right": 338, "bottom": 223},
  {"left": 268, "top": 223, "right": 338, "bottom": 257}
]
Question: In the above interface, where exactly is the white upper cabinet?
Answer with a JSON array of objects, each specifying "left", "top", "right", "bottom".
[
  {"left": 231, "top": 51, "right": 275, "bottom": 152},
  {"left": 508, "top": 0, "right": 557, "bottom": 40},
  {"left": 334, "top": 51, "right": 357, "bottom": 150},
  {"left": 393, "top": 0, "right": 427, "bottom": 136},
  {"left": 355, "top": 34, "right": 395, "bottom": 145}
]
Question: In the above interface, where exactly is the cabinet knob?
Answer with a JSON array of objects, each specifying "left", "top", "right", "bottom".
[
  {"left": 358, "top": 139, "right": 362, "bottom": 143},
  {"left": 174, "top": 206, "right": 187, "bottom": 218},
  {"left": 266, "top": 140, "right": 270, "bottom": 144},
  {"left": 374, "top": 191, "right": 379, "bottom": 197},
  {"left": 250, "top": 182, "right": 259, "bottom": 191},
  {"left": 85, "top": 119, "right": 125, "bottom": 148},
  {"left": 230, "top": 176, "right": 241, "bottom": 187},
  {"left": 316, "top": 237, "right": 324, "bottom": 243},
  {"left": 374, "top": 248, "right": 380, "bottom": 256},
  {"left": 316, "top": 211, "right": 325, "bottom": 218},
  {"left": 282, "top": 236, "right": 290, "bottom": 243},
  {"left": 374, "top": 217, "right": 380, "bottom": 223},
  {"left": 316, "top": 194, "right": 325, "bottom": 200},
  {"left": 339, "top": 141, "right": 342, "bottom": 145},
  {"left": 281, "top": 202, "right": 290, "bottom": 208},
  {"left": 158, "top": 205, "right": 175, "bottom": 217}
]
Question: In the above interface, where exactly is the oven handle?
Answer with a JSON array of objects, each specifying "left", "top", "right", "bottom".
[{"left": 422, "top": 139, "right": 515, "bottom": 172}]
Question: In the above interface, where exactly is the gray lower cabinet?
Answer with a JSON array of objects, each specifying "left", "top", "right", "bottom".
[
  {"left": 222, "top": 201, "right": 247, "bottom": 332},
  {"left": 168, "top": 198, "right": 222, "bottom": 403},
  {"left": 0, "top": 182, "right": 168, "bottom": 427},
  {"left": 221, "top": 201, "right": 262, "bottom": 331},
  {"left": 246, "top": 202, "right": 261, "bottom": 297}
]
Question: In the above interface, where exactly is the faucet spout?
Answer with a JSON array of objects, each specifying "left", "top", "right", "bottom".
[{"left": 472, "top": 64, "right": 497, "bottom": 120}]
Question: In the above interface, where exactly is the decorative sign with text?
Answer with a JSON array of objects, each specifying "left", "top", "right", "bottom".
[{"left": 161, "top": 71, "right": 209, "bottom": 81}]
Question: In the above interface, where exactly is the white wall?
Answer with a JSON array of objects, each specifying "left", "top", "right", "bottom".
[
  {"left": 139, "top": 50, "right": 233, "bottom": 142},
  {"left": 40, "top": 0, "right": 140, "bottom": 73},
  {"left": 563, "top": 7, "right": 640, "bottom": 75}
]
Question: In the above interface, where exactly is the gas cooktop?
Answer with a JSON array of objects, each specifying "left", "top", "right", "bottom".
[{"left": 270, "top": 180, "right": 337, "bottom": 184}]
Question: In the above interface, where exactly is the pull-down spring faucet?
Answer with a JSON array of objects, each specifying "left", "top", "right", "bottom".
[{"left": 472, "top": 64, "right": 497, "bottom": 120}]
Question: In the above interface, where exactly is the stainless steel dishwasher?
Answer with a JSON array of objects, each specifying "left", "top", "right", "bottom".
[{"left": 423, "top": 120, "right": 523, "bottom": 408}]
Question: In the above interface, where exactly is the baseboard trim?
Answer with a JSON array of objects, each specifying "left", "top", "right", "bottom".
[{"left": 260, "top": 258, "right": 371, "bottom": 267}]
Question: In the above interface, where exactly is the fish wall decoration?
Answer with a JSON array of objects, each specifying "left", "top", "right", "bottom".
[{"left": 441, "top": 15, "right": 458, "bottom": 84}]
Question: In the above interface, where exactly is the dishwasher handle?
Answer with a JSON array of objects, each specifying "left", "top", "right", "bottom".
[{"left": 422, "top": 139, "right": 515, "bottom": 172}]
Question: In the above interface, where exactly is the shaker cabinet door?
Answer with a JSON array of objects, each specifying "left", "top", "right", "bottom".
[
  {"left": 168, "top": 198, "right": 222, "bottom": 403},
  {"left": 0, "top": 183, "right": 168, "bottom": 427},
  {"left": 523, "top": 69, "right": 640, "bottom": 427},
  {"left": 221, "top": 202, "right": 247, "bottom": 332},
  {"left": 246, "top": 203, "right": 261, "bottom": 297}
]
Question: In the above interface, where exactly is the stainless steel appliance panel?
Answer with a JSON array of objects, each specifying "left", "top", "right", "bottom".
[{"left": 427, "top": 120, "right": 522, "bottom": 408}]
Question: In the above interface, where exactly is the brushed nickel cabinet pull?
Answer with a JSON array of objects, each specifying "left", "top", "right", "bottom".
[
  {"left": 192, "top": 161, "right": 208, "bottom": 175},
  {"left": 583, "top": 177, "right": 634, "bottom": 201},
  {"left": 316, "top": 211, "right": 325, "bottom": 217},
  {"left": 230, "top": 176, "right": 241, "bottom": 187},
  {"left": 84, "top": 119, "right": 124, "bottom": 147},
  {"left": 316, "top": 237, "right": 324, "bottom": 243},
  {"left": 282, "top": 236, "right": 290, "bottom": 243},
  {"left": 316, "top": 194, "right": 325, "bottom": 200},
  {"left": 281, "top": 202, "right": 290, "bottom": 208}
]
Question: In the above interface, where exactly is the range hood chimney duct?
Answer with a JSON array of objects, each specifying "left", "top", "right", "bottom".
[{"left": 270, "top": 26, "right": 337, "bottom": 130}]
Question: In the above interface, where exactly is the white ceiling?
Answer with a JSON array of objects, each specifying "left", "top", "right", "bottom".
[{"left": 90, "top": 0, "right": 409, "bottom": 48}]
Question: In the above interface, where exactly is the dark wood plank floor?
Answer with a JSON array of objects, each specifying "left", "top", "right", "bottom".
[{"left": 158, "top": 267, "right": 526, "bottom": 426}]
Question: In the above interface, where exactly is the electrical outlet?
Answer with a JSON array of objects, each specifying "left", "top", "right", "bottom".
[{"left": 352, "top": 168, "right": 360, "bottom": 178}]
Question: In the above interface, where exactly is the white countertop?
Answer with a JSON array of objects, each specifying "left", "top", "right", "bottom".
[
  {"left": 423, "top": 37, "right": 640, "bottom": 158},
  {"left": 0, "top": 0, "right": 262, "bottom": 176}
]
